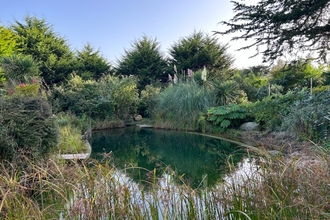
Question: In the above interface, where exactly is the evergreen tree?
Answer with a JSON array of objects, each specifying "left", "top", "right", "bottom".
[
  {"left": 116, "top": 36, "right": 167, "bottom": 90},
  {"left": 218, "top": 0, "right": 330, "bottom": 63},
  {"left": 0, "top": 26, "right": 19, "bottom": 57},
  {"left": 11, "top": 15, "right": 75, "bottom": 85},
  {"left": 75, "top": 43, "right": 111, "bottom": 80},
  {"left": 169, "top": 31, "right": 233, "bottom": 79}
]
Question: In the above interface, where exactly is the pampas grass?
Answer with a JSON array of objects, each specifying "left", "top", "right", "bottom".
[{"left": 152, "top": 81, "right": 216, "bottom": 131}]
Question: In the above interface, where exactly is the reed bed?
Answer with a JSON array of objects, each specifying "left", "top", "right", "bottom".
[{"left": 0, "top": 150, "right": 329, "bottom": 219}]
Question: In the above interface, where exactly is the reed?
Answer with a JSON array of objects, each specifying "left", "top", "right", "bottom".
[{"left": 0, "top": 149, "right": 329, "bottom": 219}]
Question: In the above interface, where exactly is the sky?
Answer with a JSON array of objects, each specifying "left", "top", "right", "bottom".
[{"left": 0, "top": 0, "right": 263, "bottom": 69}]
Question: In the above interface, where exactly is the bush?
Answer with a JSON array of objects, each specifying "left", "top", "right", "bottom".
[
  {"left": 281, "top": 90, "right": 330, "bottom": 140},
  {"left": 51, "top": 74, "right": 139, "bottom": 121},
  {"left": 0, "top": 96, "right": 59, "bottom": 162},
  {"left": 248, "top": 89, "right": 309, "bottom": 131},
  {"left": 138, "top": 84, "right": 161, "bottom": 117}
]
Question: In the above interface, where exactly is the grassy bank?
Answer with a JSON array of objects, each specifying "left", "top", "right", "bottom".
[{"left": 0, "top": 147, "right": 329, "bottom": 219}]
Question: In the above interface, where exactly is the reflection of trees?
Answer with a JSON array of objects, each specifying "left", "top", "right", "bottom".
[{"left": 91, "top": 127, "right": 246, "bottom": 188}]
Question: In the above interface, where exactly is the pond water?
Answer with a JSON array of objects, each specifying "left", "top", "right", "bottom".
[{"left": 91, "top": 126, "right": 248, "bottom": 188}]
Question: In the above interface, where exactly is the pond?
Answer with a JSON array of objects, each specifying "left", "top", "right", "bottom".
[{"left": 91, "top": 126, "right": 248, "bottom": 188}]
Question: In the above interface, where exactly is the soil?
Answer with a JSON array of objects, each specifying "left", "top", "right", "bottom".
[{"left": 231, "top": 130, "right": 316, "bottom": 156}]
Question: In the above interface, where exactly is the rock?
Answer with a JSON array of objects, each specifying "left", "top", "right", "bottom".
[
  {"left": 134, "top": 114, "right": 143, "bottom": 122},
  {"left": 239, "top": 122, "right": 260, "bottom": 131},
  {"left": 268, "top": 150, "right": 280, "bottom": 157}
]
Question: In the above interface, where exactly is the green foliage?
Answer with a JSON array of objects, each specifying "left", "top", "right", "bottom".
[
  {"left": 51, "top": 74, "right": 101, "bottom": 117},
  {"left": 218, "top": 0, "right": 330, "bottom": 62},
  {"left": 0, "top": 96, "right": 59, "bottom": 162},
  {"left": 56, "top": 114, "right": 89, "bottom": 154},
  {"left": 107, "top": 75, "right": 139, "bottom": 119},
  {"left": 153, "top": 81, "right": 216, "bottom": 131},
  {"left": 249, "top": 89, "right": 309, "bottom": 131},
  {"left": 270, "top": 59, "right": 325, "bottom": 92},
  {"left": 1, "top": 54, "right": 39, "bottom": 81},
  {"left": 211, "top": 79, "right": 248, "bottom": 105},
  {"left": 207, "top": 104, "right": 247, "bottom": 132},
  {"left": 138, "top": 84, "right": 161, "bottom": 117},
  {"left": 168, "top": 31, "right": 233, "bottom": 79},
  {"left": 12, "top": 81, "right": 40, "bottom": 97},
  {"left": 232, "top": 66, "right": 271, "bottom": 101},
  {"left": 75, "top": 43, "right": 111, "bottom": 80},
  {"left": 0, "top": 26, "right": 19, "bottom": 56},
  {"left": 11, "top": 15, "right": 74, "bottom": 85},
  {"left": 51, "top": 74, "right": 139, "bottom": 120},
  {"left": 282, "top": 90, "right": 330, "bottom": 140},
  {"left": 116, "top": 35, "right": 167, "bottom": 90}
]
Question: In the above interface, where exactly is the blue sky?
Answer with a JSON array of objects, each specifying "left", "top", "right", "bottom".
[{"left": 1, "top": 0, "right": 263, "bottom": 68}]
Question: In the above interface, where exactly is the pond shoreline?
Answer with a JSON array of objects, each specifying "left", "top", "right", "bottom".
[{"left": 89, "top": 117, "right": 317, "bottom": 160}]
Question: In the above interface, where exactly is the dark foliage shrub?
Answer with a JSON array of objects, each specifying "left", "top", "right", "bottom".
[
  {"left": 282, "top": 90, "right": 330, "bottom": 140},
  {"left": 248, "top": 89, "right": 309, "bottom": 131},
  {"left": 51, "top": 74, "right": 139, "bottom": 121},
  {"left": 0, "top": 96, "right": 59, "bottom": 162}
]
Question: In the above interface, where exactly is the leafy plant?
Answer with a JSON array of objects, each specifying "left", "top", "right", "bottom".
[
  {"left": 138, "top": 84, "right": 161, "bottom": 117},
  {"left": 248, "top": 89, "right": 309, "bottom": 131},
  {"left": 0, "top": 54, "right": 39, "bottom": 81},
  {"left": 281, "top": 90, "right": 330, "bottom": 140},
  {"left": 206, "top": 103, "right": 247, "bottom": 132}
]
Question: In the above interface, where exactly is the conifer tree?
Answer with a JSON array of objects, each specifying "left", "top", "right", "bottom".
[{"left": 217, "top": 0, "right": 330, "bottom": 63}]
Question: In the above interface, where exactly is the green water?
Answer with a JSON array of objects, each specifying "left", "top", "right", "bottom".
[{"left": 91, "top": 127, "right": 246, "bottom": 188}]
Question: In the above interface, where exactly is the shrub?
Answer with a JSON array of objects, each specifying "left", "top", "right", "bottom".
[
  {"left": 248, "top": 89, "right": 309, "bottom": 131},
  {"left": 281, "top": 90, "right": 330, "bottom": 140},
  {"left": 0, "top": 96, "right": 59, "bottom": 162},
  {"left": 51, "top": 74, "right": 100, "bottom": 117},
  {"left": 58, "top": 124, "right": 87, "bottom": 154},
  {"left": 51, "top": 74, "right": 139, "bottom": 121},
  {"left": 138, "top": 84, "right": 161, "bottom": 117}
]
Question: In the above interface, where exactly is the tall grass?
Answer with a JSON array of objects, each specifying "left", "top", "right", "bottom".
[
  {"left": 56, "top": 113, "right": 90, "bottom": 154},
  {"left": 152, "top": 82, "right": 216, "bottom": 131},
  {"left": 0, "top": 150, "right": 329, "bottom": 219}
]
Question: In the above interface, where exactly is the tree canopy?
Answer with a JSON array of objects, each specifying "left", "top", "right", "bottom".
[
  {"left": 116, "top": 36, "right": 167, "bottom": 90},
  {"left": 0, "top": 26, "right": 19, "bottom": 57},
  {"left": 75, "top": 43, "right": 111, "bottom": 80},
  {"left": 11, "top": 15, "right": 75, "bottom": 85},
  {"left": 217, "top": 0, "right": 330, "bottom": 63},
  {"left": 168, "top": 31, "right": 233, "bottom": 79}
]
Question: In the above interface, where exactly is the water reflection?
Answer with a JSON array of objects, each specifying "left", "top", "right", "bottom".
[{"left": 91, "top": 127, "right": 246, "bottom": 188}]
